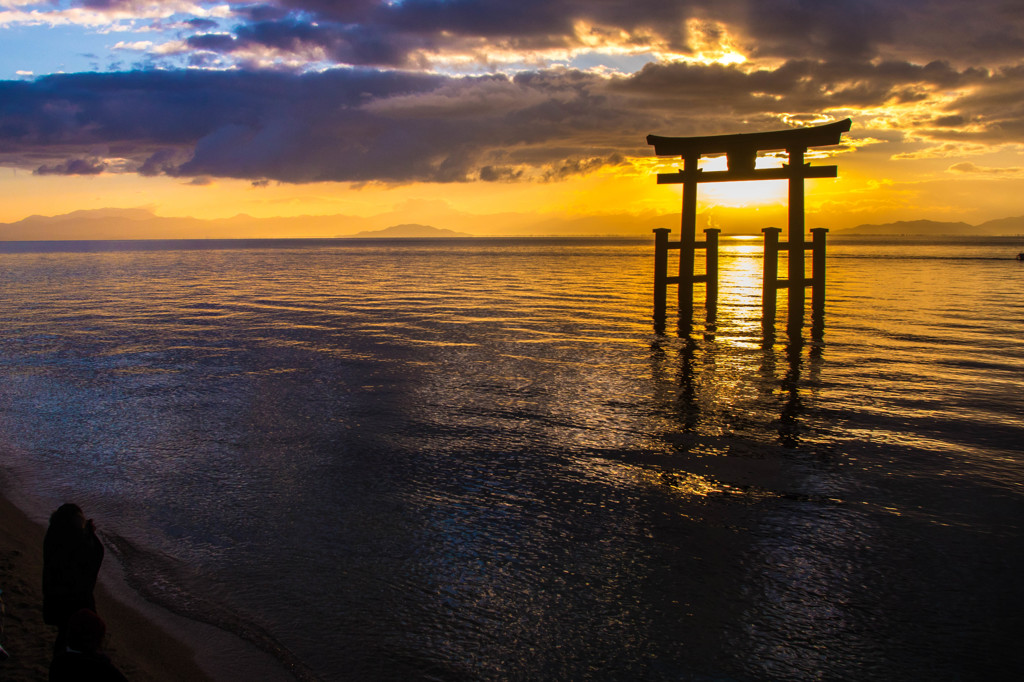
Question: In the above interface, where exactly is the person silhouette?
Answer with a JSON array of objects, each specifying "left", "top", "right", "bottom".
[
  {"left": 48, "top": 608, "right": 127, "bottom": 682},
  {"left": 42, "top": 503, "right": 105, "bottom": 657}
]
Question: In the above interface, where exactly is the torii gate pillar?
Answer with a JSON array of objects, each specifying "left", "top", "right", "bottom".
[{"left": 788, "top": 145, "right": 807, "bottom": 315}]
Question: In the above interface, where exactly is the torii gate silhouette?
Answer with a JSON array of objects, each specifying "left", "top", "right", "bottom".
[{"left": 647, "top": 118, "right": 852, "bottom": 334}]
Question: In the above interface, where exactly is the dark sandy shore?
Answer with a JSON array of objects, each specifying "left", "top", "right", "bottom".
[
  {"left": 2, "top": 486, "right": 299, "bottom": 682},
  {"left": 1, "top": 491, "right": 218, "bottom": 681}
]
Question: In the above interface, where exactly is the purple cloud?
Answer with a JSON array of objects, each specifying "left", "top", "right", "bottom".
[
  {"left": 34, "top": 157, "right": 106, "bottom": 175},
  {"left": 2, "top": 56, "right": 1020, "bottom": 184},
  {"left": 125, "top": 0, "right": 1018, "bottom": 72}
]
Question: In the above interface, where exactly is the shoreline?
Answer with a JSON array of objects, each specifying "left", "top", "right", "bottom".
[{"left": 0, "top": 486, "right": 295, "bottom": 681}]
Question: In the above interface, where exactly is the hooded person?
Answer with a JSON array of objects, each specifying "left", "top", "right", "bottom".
[{"left": 43, "top": 503, "right": 105, "bottom": 656}]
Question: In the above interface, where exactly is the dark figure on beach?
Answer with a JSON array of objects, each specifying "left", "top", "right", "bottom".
[
  {"left": 43, "top": 503, "right": 105, "bottom": 657},
  {"left": 49, "top": 609, "right": 127, "bottom": 682}
]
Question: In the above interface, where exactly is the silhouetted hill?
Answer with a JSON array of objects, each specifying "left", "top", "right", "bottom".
[
  {"left": 0, "top": 208, "right": 370, "bottom": 240},
  {"left": 0, "top": 207, "right": 668, "bottom": 239},
  {"left": 976, "top": 215, "right": 1024, "bottom": 234},
  {"left": 837, "top": 217, "right": 1024, "bottom": 236},
  {"left": 19, "top": 207, "right": 157, "bottom": 224},
  {"left": 348, "top": 224, "right": 472, "bottom": 238},
  {"left": 4, "top": 208, "right": 1024, "bottom": 240},
  {"left": 837, "top": 220, "right": 973, "bottom": 235}
]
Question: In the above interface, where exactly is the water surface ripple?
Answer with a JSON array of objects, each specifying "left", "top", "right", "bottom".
[{"left": 1, "top": 237, "right": 1022, "bottom": 680}]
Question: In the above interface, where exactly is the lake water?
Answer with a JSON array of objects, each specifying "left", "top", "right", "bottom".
[{"left": 1, "top": 236, "right": 1022, "bottom": 680}]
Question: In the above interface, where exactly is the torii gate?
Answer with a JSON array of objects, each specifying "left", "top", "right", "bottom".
[{"left": 647, "top": 118, "right": 852, "bottom": 332}]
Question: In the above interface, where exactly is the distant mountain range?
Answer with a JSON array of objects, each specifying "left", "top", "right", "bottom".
[
  {"left": 2, "top": 208, "right": 1023, "bottom": 240},
  {"left": 833, "top": 217, "right": 1024, "bottom": 236},
  {"left": 0, "top": 207, "right": 668, "bottom": 240},
  {"left": 349, "top": 224, "right": 472, "bottom": 238}
]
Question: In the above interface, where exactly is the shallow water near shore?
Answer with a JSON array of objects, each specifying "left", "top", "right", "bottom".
[{"left": 1, "top": 235, "right": 1022, "bottom": 680}]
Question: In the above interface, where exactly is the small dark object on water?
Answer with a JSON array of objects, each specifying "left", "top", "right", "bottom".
[{"left": 1017, "top": 252, "right": 1024, "bottom": 261}]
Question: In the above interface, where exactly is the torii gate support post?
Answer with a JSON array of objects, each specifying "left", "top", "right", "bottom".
[
  {"left": 702, "top": 227, "right": 721, "bottom": 337},
  {"left": 787, "top": 145, "right": 807, "bottom": 316},
  {"left": 678, "top": 152, "right": 700, "bottom": 328},
  {"left": 811, "top": 227, "right": 828, "bottom": 313},
  {"left": 653, "top": 228, "right": 670, "bottom": 331},
  {"left": 811, "top": 227, "right": 828, "bottom": 340},
  {"left": 762, "top": 227, "right": 781, "bottom": 325},
  {"left": 703, "top": 228, "right": 721, "bottom": 306}
]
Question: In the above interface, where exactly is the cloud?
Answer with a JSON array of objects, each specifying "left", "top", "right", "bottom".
[
  {"left": 2, "top": 0, "right": 1024, "bottom": 186},
  {"left": 40, "top": 0, "right": 1008, "bottom": 74},
  {"left": 231, "top": 18, "right": 413, "bottom": 68},
  {"left": 0, "top": 1, "right": 222, "bottom": 31},
  {"left": 1, "top": 52, "right": 1020, "bottom": 185},
  {"left": 186, "top": 33, "right": 237, "bottom": 52},
  {"left": 139, "top": 147, "right": 185, "bottom": 175},
  {"left": 33, "top": 157, "right": 106, "bottom": 175},
  {"left": 892, "top": 142, "right": 992, "bottom": 160},
  {"left": 934, "top": 64, "right": 1024, "bottom": 143},
  {"left": 948, "top": 162, "right": 1024, "bottom": 177},
  {"left": 185, "top": 16, "right": 219, "bottom": 31},
  {"left": 265, "top": 0, "right": 910, "bottom": 66},
  {"left": 479, "top": 165, "right": 523, "bottom": 182},
  {"left": 4, "top": 0, "right": 1023, "bottom": 77},
  {"left": 616, "top": 58, "right": 988, "bottom": 116},
  {"left": 0, "top": 68, "right": 651, "bottom": 183}
]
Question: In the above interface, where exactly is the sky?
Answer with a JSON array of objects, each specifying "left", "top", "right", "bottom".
[{"left": 1, "top": 0, "right": 1023, "bottom": 235}]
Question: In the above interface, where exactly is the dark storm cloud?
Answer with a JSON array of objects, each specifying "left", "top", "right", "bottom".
[
  {"left": 159, "top": 0, "right": 1021, "bottom": 71},
  {"left": 185, "top": 17, "right": 221, "bottom": 31},
  {"left": 927, "top": 64, "right": 1024, "bottom": 143},
  {"left": 138, "top": 148, "right": 185, "bottom": 176},
  {"left": 735, "top": 0, "right": 900, "bottom": 61},
  {"left": 1, "top": 52, "right": 1018, "bottom": 184},
  {"left": 233, "top": 19, "right": 412, "bottom": 67},
  {"left": 373, "top": 0, "right": 579, "bottom": 38},
  {"left": 618, "top": 58, "right": 989, "bottom": 109},
  {"left": 188, "top": 1, "right": 694, "bottom": 68},
  {"left": 187, "top": 33, "right": 239, "bottom": 51},
  {"left": 234, "top": 4, "right": 292, "bottom": 22},
  {"left": 34, "top": 157, "right": 106, "bottom": 175},
  {"left": 479, "top": 164, "right": 523, "bottom": 182},
  {"left": 74, "top": 0, "right": 132, "bottom": 8},
  {"left": 4, "top": 0, "right": 1022, "bottom": 182},
  {"left": 0, "top": 69, "right": 627, "bottom": 183}
]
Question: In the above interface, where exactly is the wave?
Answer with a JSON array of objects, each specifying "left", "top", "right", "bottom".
[{"left": 102, "top": 531, "right": 320, "bottom": 681}]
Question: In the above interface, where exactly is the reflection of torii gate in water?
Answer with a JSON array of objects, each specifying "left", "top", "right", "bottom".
[{"left": 647, "top": 118, "right": 852, "bottom": 334}]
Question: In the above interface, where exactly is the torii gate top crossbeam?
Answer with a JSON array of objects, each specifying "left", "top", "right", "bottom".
[
  {"left": 647, "top": 118, "right": 852, "bottom": 157},
  {"left": 646, "top": 118, "right": 852, "bottom": 184}
]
